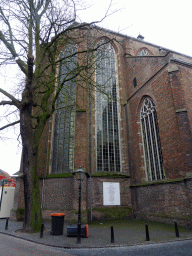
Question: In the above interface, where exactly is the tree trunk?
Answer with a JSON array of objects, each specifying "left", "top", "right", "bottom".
[
  {"left": 20, "top": 109, "right": 42, "bottom": 232},
  {"left": 20, "top": 55, "right": 42, "bottom": 232},
  {"left": 22, "top": 143, "right": 32, "bottom": 232}
]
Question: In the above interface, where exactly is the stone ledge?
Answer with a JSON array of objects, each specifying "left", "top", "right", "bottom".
[{"left": 130, "top": 177, "right": 191, "bottom": 187}]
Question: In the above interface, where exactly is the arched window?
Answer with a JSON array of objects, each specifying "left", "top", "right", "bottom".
[
  {"left": 51, "top": 45, "right": 77, "bottom": 173},
  {"left": 140, "top": 98, "right": 164, "bottom": 180},
  {"left": 138, "top": 48, "right": 151, "bottom": 56},
  {"left": 96, "top": 41, "right": 121, "bottom": 172}
]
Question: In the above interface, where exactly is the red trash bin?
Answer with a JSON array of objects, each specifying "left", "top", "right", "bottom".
[{"left": 50, "top": 213, "right": 65, "bottom": 235}]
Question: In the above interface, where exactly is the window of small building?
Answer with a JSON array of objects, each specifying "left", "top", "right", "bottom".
[{"left": 140, "top": 98, "right": 164, "bottom": 181}]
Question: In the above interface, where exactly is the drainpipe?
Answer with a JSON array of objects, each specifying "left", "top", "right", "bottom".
[{"left": 88, "top": 25, "right": 92, "bottom": 221}]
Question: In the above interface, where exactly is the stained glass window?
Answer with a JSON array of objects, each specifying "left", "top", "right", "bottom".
[
  {"left": 51, "top": 45, "right": 77, "bottom": 173},
  {"left": 140, "top": 98, "right": 164, "bottom": 180},
  {"left": 96, "top": 41, "right": 121, "bottom": 172}
]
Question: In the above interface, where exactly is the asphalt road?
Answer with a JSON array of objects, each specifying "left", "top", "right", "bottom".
[
  {"left": 0, "top": 233, "right": 73, "bottom": 256},
  {"left": 56, "top": 239, "right": 192, "bottom": 256},
  {"left": 1, "top": 233, "right": 192, "bottom": 256}
]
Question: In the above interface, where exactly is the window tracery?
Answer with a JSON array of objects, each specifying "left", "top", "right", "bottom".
[
  {"left": 51, "top": 45, "right": 77, "bottom": 173},
  {"left": 96, "top": 41, "right": 121, "bottom": 172},
  {"left": 140, "top": 98, "right": 164, "bottom": 180}
]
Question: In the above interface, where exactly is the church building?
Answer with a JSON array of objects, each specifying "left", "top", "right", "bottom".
[{"left": 13, "top": 24, "right": 192, "bottom": 226}]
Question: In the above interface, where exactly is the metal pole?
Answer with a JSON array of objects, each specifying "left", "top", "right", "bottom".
[
  {"left": 41, "top": 178, "right": 44, "bottom": 209},
  {"left": 40, "top": 223, "right": 44, "bottom": 238},
  {"left": 145, "top": 224, "right": 150, "bottom": 241},
  {"left": 174, "top": 221, "right": 179, "bottom": 237},
  {"left": 111, "top": 225, "right": 115, "bottom": 243},
  {"left": 77, "top": 180, "right": 81, "bottom": 244},
  {"left": 5, "top": 218, "right": 9, "bottom": 230}
]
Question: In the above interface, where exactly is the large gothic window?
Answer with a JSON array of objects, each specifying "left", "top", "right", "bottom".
[
  {"left": 96, "top": 41, "right": 121, "bottom": 172},
  {"left": 51, "top": 45, "right": 77, "bottom": 173},
  {"left": 140, "top": 98, "right": 164, "bottom": 181}
]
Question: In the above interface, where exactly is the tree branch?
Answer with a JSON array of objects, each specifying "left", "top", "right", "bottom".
[
  {"left": 0, "top": 88, "right": 21, "bottom": 108},
  {"left": 0, "top": 100, "right": 17, "bottom": 106},
  {"left": 0, "top": 120, "right": 20, "bottom": 131},
  {"left": 0, "top": 31, "right": 28, "bottom": 75},
  {"left": 39, "top": 0, "right": 51, "bottom": 18}
]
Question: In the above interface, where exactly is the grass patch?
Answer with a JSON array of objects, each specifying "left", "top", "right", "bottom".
[
  {"left": 89, "top": 219, "right": 191, "bottom": 233},
  {"left": 92, "top": 206, "right": 132, "bottom": 220},
  {"left": 88, "top": 219, "right": 192, "bottom": 243}
]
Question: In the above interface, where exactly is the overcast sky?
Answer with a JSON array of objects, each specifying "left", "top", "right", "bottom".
[
  {"left": 0, "top": 0, "right": 192, "bottom": 176},
  {"left": 83, "top": 0, "right": 192, "bottom": 56}
]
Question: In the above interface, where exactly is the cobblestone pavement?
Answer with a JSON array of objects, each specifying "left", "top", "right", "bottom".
[{"left": 0, "top": 219, "right": 192, "bottom": 248}]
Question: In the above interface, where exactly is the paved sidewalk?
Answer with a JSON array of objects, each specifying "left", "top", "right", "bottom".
[{"left": 0, "top": 219, "right": 192, "bottom": 248}]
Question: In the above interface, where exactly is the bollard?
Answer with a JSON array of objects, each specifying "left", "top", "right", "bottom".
[
  {"left": 5, "top": 218, "right": 9, "bottom": 230},
  {"left": 111, "top": 225, "right": 115, "bottom": 243},
  {"left": 40, "top": 223, "right": 44, "bottom": 238},
  {"left": 174, "top": 221, "right": 179, "bottom": 237},
  {"left": 145, "top": 224, "right": 150, "bottom": 241}
]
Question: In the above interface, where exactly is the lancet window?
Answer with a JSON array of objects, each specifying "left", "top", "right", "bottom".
[
  {"left": 140, "top": 98, "right": 164, "bottom": 180},
  {"left": 96, "top": 41, "right": 121, "bottom": 172},
  {"left": 51, "top": 45, "right": 77, "bottom": 173}
]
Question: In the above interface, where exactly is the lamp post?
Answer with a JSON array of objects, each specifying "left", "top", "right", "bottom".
[{"left": 74, "top": 166, "right": 85, "bottom": 244}]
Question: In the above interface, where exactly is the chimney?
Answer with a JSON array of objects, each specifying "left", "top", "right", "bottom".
[{"left": 137, "top": 34, "right": 144, "bottom": 40}]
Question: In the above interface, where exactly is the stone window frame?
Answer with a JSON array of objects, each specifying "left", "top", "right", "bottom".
[
  {"left": 140, "top": 97, "right": 164, "bottom": 181},
  {"left": 95, "top": 40, "right": 121, "bottom": 172},
  {"left": 51, "top": 45, "right": 77, "bottom": 174}
]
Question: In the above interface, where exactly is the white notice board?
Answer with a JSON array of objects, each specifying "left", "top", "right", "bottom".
[{"left": 103, "top": 182, "right": 120, "bottom": 206}]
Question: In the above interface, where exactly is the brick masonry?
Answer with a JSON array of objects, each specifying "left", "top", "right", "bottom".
[{"left": 130, "top": 178, "right": 192, "bottom": 227}]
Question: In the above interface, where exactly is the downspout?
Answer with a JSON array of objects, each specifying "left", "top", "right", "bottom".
[
  {"left": 41, "top": 115, "right": 50, "bottom": 210},
  {"left": 88, "top": 25, "right": 92, "bottom": 221}
]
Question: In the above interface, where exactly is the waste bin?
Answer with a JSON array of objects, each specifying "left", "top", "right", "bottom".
[
  {"left": 50, "top": 213, "right": 65, "bottom": 235},
  {"left": 67, "top": 224, "right": 88, "bottom": 238}
]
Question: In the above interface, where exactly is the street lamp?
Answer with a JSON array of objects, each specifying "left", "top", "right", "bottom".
[{"left": 74, "top": 166, "right": 85, "bottom": 244}]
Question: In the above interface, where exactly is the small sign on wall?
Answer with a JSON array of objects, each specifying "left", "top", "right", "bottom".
[{"left": 103, "top": 182, "right": 121, "bottom": 206}]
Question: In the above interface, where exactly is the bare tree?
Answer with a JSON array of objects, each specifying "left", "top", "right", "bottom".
[{"left": 0, "top": 0, "right": 116, "bottom": 231}]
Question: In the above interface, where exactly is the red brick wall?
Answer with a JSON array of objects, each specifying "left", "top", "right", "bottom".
[
  {"left": 126, "top": 55, "right": 170, "bottom": 97},
  {"left": 130, "top": 179, "right": 192, "bottom": 218},
  {"left": 40, "top": 177, "right": 74, "bottom": 210},
  {"left": 126, "top": 56, "right": 190, "bottom": 184},
  {"left": 39, "top": 176, "right": 131, "bottom": 211},
  {"left": 74, "top": 111, "right": 88, "bottom": 171}
]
